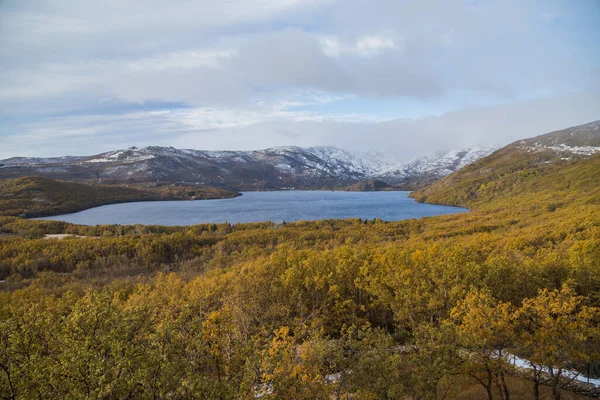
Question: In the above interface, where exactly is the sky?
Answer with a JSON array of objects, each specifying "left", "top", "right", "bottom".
[{"left": 0, "top": 0, "right": 599, "bottom": 161}]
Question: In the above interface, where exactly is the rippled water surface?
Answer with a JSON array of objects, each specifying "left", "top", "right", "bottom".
[{"left": 38, "top": 190, "right": 468, "bottom": 226}]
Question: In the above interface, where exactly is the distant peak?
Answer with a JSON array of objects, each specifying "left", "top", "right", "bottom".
[{"left": 262, "top": 145, "right": 307, "bottom": 153}]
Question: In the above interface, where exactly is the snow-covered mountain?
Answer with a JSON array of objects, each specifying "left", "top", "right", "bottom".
[
  {"left": 78, "top": 145, "right": 396, "bottom": 182},
  {"left": 0, "top": 145, "right": 495, "bottom": 189},
  {"left": 380, "top": 146, "right": 497, "bottom": 184}
]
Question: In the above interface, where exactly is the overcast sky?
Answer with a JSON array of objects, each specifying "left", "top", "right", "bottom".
[{"left": 1, "top": 0, "right": 599, "bottom": 161}]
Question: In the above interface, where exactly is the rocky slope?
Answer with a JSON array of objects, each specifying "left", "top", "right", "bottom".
[{"left": 0, "top": 145, "right": 496, "bottom": 190}]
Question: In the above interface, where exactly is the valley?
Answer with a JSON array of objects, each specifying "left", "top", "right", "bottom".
[
  {"left": 1, "top": 120, "right": 599, "bottom": 399},
  {"left": 2, "top": 1, "right": 598, "bottom": 398}
]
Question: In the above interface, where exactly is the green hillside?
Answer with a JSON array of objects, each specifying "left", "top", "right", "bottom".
[{"left": 0, "top": 176, "right": 240, "bottom": 217}]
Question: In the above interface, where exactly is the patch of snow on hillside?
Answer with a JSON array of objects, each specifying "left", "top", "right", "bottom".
[
  {"left": 85, "top": 148, "right": 156, "bottom": 164},
  {"left": 518, "top": 143, "right": 600, "bottom": 156},
  {"left": 546, "top": 144, "right": 600, "bottom": 156}
]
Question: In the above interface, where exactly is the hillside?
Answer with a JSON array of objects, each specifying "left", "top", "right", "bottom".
[
  {"left": 519, "top": 120, "right": 600, "bottom": 148},
  {"left": 0, "top": 145, "right": 495, "bottom": 190},
  {"left": 1, "top": 121, "right": 599, "bottom": 399},
  {"left": 412, "top": 120, "right": 600, "bottom": 209},
  {"left": 339, "top": 179, "right": 392, "bottom": 191},
  {"left": 0, "top": 176, "right": 240, "bottom": 218}
]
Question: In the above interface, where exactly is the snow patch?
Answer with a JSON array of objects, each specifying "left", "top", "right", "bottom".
[{"left": 517, "top": 144, "right": 600, "bottom": 156}]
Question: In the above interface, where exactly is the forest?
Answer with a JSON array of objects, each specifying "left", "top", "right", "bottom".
[{"left": 0, "top": 154, "right": 599, "bottom": 399}]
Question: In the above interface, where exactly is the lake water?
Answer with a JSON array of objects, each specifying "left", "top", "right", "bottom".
[{"left": 38, "top": 191, "right": 468, "bottom": 226}]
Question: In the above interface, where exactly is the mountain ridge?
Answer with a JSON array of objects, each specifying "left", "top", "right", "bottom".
[{"left": 0, "top": 145, "right": 496, "bottom": 190}]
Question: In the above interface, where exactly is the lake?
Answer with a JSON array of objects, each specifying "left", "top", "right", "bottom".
[{"left": 38, "top": 190, "right": 468, "bottom": 226}]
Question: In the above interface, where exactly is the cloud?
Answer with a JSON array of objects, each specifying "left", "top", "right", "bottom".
[
  {"left": 3, "top": 0, "right": 589, "bottom": 106},
  {"left": 0, "top": 0, "right": 599, "bottom": 158},
  {"left": 2, "top": 89, "right": 598, "bottom": 161},
  {"left": 319, "top": 34, "right": 398, "bottom": 57}
]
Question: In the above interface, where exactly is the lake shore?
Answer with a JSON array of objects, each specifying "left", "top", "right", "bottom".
[{"left": 36, "top": 190, "right": 468, "bottom": 226}]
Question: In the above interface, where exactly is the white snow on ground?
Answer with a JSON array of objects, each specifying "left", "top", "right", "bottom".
[
  {"left": 252, "top": 352, "right": 598, "bottom": 399},
  {"left": 544, "top": 144, "right": 600, "bottom": 155},
  {"left": 85, "top": 149, "right": 156, "bottom": 163},
  {"left": 253, "top": 349, "right": 599, "bottom": 399},
  {"left": 517, "top": 143, "right": 600, "bottom": 156},
  {"left": 508, "top": 353, "right": 600, "bottom": 387}
]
